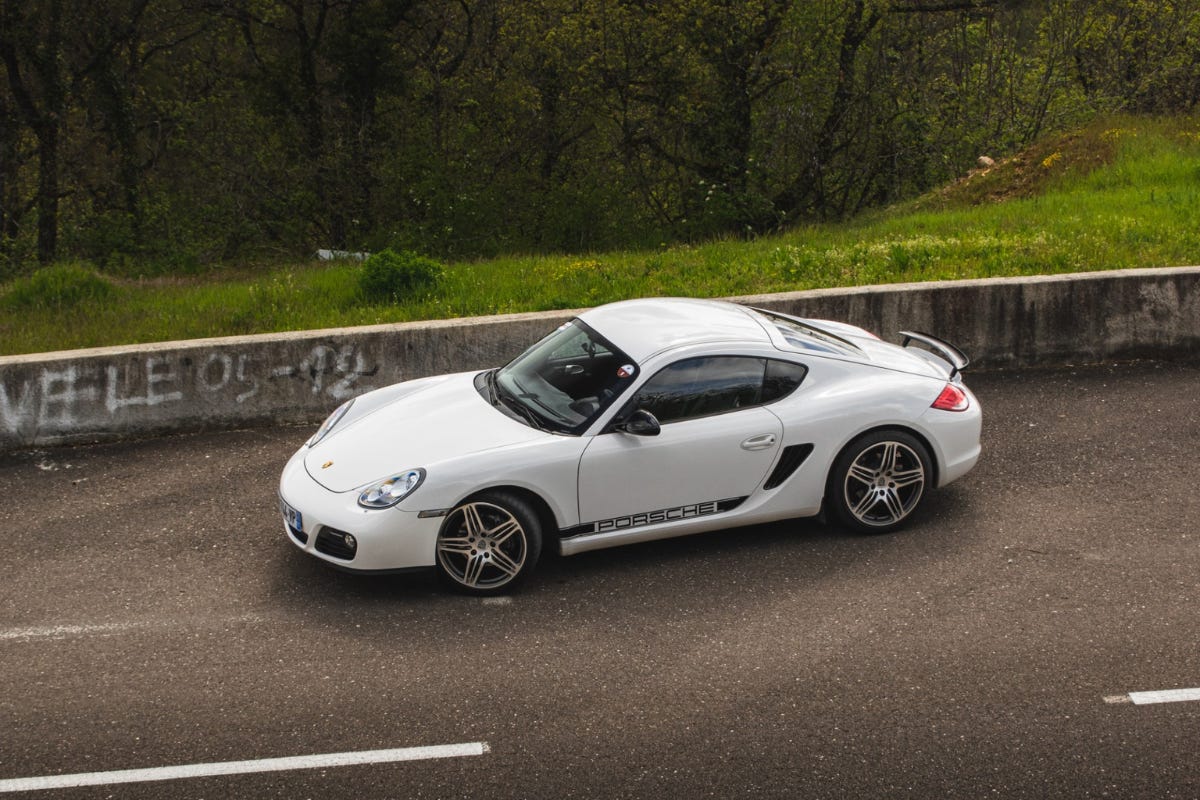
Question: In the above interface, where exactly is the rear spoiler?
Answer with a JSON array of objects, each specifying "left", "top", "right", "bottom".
[{"left": 898, "top": 331, "right": 969, "bottom": 378}]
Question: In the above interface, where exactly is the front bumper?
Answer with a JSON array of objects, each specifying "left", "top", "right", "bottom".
[{"left": 278, "top": 447, "right": 444, "bottom": 571}]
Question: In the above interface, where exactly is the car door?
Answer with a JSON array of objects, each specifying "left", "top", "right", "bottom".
[{"left": 576, "top": 355, "right": 783, "bottom": 526}]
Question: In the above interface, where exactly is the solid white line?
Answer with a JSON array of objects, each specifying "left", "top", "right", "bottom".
[
  {"left": 0, "top": 743, "right": 490, "bottom": 793},
  {"left": 1128, "top": 688, "right": 1200, "bottom": 706}
]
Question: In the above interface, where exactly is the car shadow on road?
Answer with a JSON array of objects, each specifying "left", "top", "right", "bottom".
[
  {"left": 263, "top": 482, "right": 979, "bottom": 637},
  {"left": 538, "top": 484, "right": 973, "bottom": 585}
]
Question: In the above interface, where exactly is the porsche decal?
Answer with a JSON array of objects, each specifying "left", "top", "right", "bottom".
[{"left": 562, "top": 497, "right": 747, "bottom": 539}]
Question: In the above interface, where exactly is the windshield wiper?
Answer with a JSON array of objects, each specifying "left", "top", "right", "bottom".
[
  {"left": 511, "top": 377, "right": 569, "bottom": 423},
  {"left": 495, "top": 380, "right": 551, "bottom": 432},
  {"left": 484, "top": 368, "right": 500, "bottom": 406}
]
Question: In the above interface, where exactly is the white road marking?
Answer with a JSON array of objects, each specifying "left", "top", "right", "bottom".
[
  {"left": 0, "top": 614, "right": 262, "bottom": 644},
  {"left": 1129, "top": 687, "right": 1200, "bottom": 705},
  {"left": 0, "top": 621, "right": 151, "bottom": 642},
  {"left": 1105, "top": 687, "right": 1200, "bottom": 705},
  {"left": 0, "top": 742, "right": 490, "bottom": 793}
]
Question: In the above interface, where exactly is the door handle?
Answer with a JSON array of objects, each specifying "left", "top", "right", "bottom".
[{"left": 741, "top": 433, "right": 777, "bottom": 451}]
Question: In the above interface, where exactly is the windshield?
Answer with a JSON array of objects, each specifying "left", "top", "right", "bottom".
[{"left": 491, "top": 319, "right": 638, "bottom": 435}]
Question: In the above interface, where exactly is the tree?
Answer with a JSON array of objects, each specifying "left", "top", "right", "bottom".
[{"left": 0, "top": 0, "right": 69, "bottom": 263}]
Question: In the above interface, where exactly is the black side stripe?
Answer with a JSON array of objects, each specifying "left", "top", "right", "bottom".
[{"left": 560, "top": 496, "right": 747, "bottom": 539}]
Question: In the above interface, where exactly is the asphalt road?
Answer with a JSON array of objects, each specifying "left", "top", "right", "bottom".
[{"left": 1, "top": 360, "right": 1198, "bottom": 799}]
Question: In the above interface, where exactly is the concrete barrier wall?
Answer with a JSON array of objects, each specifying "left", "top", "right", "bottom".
[{"left": 2, "top": 266, "right": 1198, "bottom": 451}]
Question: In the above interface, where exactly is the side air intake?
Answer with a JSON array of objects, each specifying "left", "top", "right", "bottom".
[{"left": 763, "top": 443, "right": 814, "bottom": 490}]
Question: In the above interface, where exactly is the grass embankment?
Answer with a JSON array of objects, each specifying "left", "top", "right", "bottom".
[{"left": 3, "top": 115, "right": 1199, "bottom": 357}]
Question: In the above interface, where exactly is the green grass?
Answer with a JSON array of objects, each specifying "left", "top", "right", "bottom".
[{"left": 3, "top": 115, "right": 1200, "bottom": 357}]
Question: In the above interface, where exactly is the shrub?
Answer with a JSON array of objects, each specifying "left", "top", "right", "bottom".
[
  {"left": 1, "top": 262, "right": 116, "bottom": 310},
  {"left": 358, "top": 249, "right": 443, "bottom": 304}
]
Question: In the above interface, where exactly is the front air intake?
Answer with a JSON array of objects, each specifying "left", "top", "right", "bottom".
[{"left": 315, "top": 527, "right": 358, "bottom": 560}]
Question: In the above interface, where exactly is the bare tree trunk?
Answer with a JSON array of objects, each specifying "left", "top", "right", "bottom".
[
  {"left": 31, "top": 118, "right": 57, "bottom": 263},
  {"left": 0, "top": 0, "right": 65, "bottom": 263}
]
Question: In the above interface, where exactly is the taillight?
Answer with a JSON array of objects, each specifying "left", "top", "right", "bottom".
[{"left": 931, "top": 383, "right": 969, "bottom": 412}]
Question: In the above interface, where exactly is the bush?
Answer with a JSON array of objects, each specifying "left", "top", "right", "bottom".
[
  {"left": 358, "top": 249, "right": 443, "bottom": 304},
  {"left": 1, "top": 262, "right": 116, "bottom": 310}
]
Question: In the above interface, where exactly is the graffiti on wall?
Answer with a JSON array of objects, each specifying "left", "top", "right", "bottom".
[{"left": 0, "top": 343, "right": 380, "bottom": 439}]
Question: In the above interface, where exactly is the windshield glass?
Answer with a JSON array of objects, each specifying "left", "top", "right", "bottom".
[
  {"left": 752, "top": 309, "right": 864, "bottom": 356},
  {"left": 493, "top": 319, "right": 638, "bottom": 435}
]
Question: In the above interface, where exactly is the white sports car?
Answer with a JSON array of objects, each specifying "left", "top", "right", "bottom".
[{"left": 279, "top": 298, "right": 981, "bottom": 594}]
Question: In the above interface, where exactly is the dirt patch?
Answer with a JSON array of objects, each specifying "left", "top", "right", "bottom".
[{"left": 914, "top": 123, "right": 1119, "bottom": 210}]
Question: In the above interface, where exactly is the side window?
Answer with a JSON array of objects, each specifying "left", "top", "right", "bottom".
[
  {"left": 761, "top": 359, "right": 807, "bottom": 403},
  {"left": 633, "top": 356, "right": 766, "bottom": 424}
]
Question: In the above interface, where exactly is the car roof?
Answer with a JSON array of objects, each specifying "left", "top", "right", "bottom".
[{"left": 577, "top": 297, "right": 771, "bottom": 362}]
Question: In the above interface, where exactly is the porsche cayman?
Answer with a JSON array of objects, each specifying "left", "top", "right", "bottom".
[{"left": 279, "top": 298, "right": 981, "bottom": 594}]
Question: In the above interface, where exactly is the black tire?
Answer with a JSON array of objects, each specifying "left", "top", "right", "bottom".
[
  {"left": 435, "top": 490, "right": 543, "bottom": 595},
  {"left": 827, "top": 429, "right": 933, "bottom": 534}
]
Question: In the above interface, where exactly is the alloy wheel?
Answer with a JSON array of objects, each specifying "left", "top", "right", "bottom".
[
  {"left": 842, "top": 440, "right": 926, "bottom": 527},
  {"left": 436, "top": 501, "right": 529, "bottom": 591}
]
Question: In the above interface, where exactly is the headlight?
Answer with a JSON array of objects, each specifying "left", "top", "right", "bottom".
[
  {"left": 307, "top": 399, "right": 355, "bottom": 448},
  {"left": 358, "top": 468, "right": 426, "bottom": 509}
]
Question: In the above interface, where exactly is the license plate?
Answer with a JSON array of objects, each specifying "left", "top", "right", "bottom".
[{"left": 280, "top": 497, "right": 303, "bottom": 533}]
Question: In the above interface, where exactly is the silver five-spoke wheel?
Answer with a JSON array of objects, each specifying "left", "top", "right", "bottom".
[
  {"left": 829, "top": 430, "right": 932, "bottom": 534},
  {"left": 436, "top": 492, "right": 542, "bottom": 594}
]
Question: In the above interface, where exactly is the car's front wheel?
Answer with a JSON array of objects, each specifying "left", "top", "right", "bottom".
[
  {"left": 828, "top": 430, "right": 932, "bottom": 534},
  {"left": 435, "top": 491, "right": 542, "bottom": 595}
]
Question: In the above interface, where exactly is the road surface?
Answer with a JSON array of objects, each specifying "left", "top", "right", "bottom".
[{"left": 1, "top": 360, "right": 1198, "bottom": 798}]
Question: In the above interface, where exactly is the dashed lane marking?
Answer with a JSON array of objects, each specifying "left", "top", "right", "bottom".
[
  {"left": 0, "top": 621, "right": 151, "bottom": 642},
  {"left": 1104, "top": 687, "right": 1200, "bottom": 706},
  {"left": 0, "top": 742, "right": 491, "bottom": 793},
  {"left": 0, "top": 614, "right": 262, "bottom": 644}
]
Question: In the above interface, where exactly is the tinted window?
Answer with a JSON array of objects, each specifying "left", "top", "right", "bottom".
[
  {"left": 762, "top": 359, "right": 807, "bottom": 403},
  {"left": 632, "top": 356, "right": 765, "bottom": 424}
]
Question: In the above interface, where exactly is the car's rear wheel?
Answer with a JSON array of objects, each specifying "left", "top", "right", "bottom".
[
  {"left": 828, "top": 430, "right": 931, "bottom": 534},
  {"left": 435, "top": 491, "right": 542, "bottom": 595}
]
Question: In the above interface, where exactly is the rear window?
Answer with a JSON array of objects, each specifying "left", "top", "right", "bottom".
[
  {"left": 754, "top": 309, "right": 863, "bottom": 356},
  {"left": 762, "top": 359, "right": 807, "bottom": 403}
]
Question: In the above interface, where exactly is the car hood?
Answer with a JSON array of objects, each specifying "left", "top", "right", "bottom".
[
  {"left": 304, "top": 372, "right": 547, "bottom": 492},
  {"left": 762, "top": 314, "right": 956, "bottom": 380},
  {"left": 852, "top": 337, "right": 952, "bottom": 378},
  {"left": 801, "top": 319, "right": 954, "bottom": 379}
]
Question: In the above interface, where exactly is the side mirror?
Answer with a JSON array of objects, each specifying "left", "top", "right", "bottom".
[{"left": 618, "top": 409, "right": 661, "bottom": 436}]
